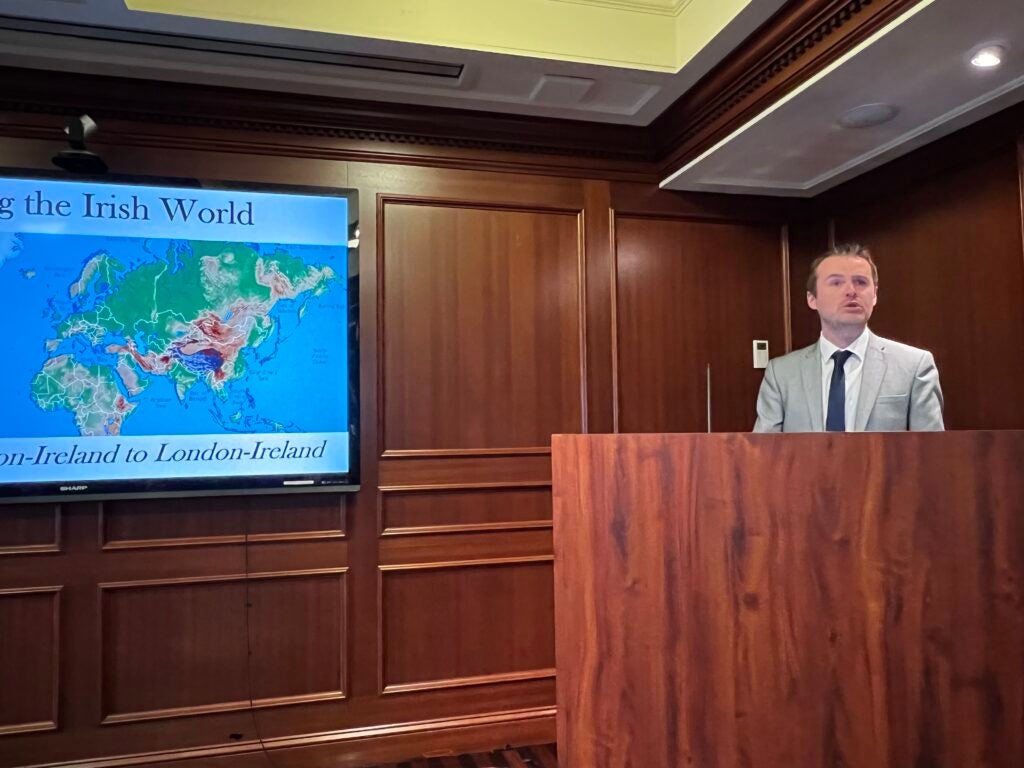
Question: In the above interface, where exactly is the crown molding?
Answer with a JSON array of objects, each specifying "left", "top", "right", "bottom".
[
  {"left": 652, "top": 0, "right": 925, "bottom": 175},
  {"left": 0, "top": 67, "right": 653, "bottom": 164}
]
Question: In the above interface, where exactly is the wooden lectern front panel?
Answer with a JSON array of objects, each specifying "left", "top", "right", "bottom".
[{"left": 552, "top": 432, "right": 1024, "bottom": 768}]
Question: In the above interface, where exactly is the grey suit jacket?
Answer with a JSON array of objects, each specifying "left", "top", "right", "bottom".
[{"left": 753, "top": 332, "right": 944, "bottom": 432}]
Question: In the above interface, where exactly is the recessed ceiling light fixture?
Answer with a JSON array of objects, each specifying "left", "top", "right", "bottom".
[
  {"left": 838, "top": 103, "right": 899, "bottom": 129},
  {"left": 971, "top": 45, "right": 1005, "bottom": 68}
]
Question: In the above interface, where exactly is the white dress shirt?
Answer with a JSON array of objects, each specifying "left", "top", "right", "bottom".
[{"left": 819, "top": 328, "right": 870, "bottom": 432}]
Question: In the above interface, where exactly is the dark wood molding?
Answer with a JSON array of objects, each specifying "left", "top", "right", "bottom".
[
  {"left": 652, "top": 0, "right": 924, "bottom": 175},
  {"left": 0, "top": 66, "right": 651, "bottom": 164},
  {"left": 24, "top": 707, "right": 555, "bottom": 768}
]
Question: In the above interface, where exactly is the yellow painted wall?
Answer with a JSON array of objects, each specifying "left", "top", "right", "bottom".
[{"left": 125, "top": 0, "right": 752, "bottom": 72}]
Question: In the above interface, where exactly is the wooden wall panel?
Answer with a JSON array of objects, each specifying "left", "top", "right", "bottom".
[
  {"left": 0, "top": 587, "right": 60, "bottom": 735},
  {"left": 102, "top": 494, "right": 346, "bottom": 549},
  {"left": 100, "top": 578, "right": 251, "bottom": 722},
  {"left": 381, "top": 202, "right": 583, "bottom": 453},
  {"left": 615, "top": 216, "right": 787, "bottom": 433},
  {"left": 380, "top": 487, "right": 552, "bottom": 536},
  {"left": 830, "top": 145, "right": 1024, "bottom": 430},
  {"left": 380, "top": 559, "right": 554, "bottom": 693},
  {"left": 0, "top": 504, "right": 60, "bottom": 555},
  {"left": 100, "top": 571, "right": 346, "bottom": 723},
  {"left": 247, "top": 571, "right": 347, "bottom": 703}
]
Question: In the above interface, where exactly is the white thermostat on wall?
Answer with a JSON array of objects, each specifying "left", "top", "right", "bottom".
[{"left": 753, "top": 340, "right": 769, "bottom": 369}]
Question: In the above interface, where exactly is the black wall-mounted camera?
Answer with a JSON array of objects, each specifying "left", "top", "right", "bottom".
[{"left": 52, "top": 114, "right": 108, "bottom": 174}]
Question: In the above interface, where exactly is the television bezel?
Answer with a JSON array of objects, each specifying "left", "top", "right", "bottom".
[{"left": 0, "top": 168, "right": 360, "bottom": 503}]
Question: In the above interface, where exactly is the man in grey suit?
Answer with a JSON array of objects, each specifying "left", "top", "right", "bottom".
[{"left": 754, "top": 244, "right": 944, "bottom": 433}]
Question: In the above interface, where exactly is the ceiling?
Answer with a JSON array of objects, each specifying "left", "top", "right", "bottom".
[
  {"left": 0, "top": 0, "right": 786, "bottom": 126},
  {"left": 661, "top": 0, "right": 1024, "bottom": 194},
  {"left": 0, "top": 0, "right": 1020, "bottom": 197}
]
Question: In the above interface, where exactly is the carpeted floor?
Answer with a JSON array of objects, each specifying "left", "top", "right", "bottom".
[{"left": 370, "top": 743, "right": 558, "bottom": 768}]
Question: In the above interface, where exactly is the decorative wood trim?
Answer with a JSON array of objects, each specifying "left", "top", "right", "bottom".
[
  {"left": 31, "top": 706, "right": 555, "bottom": 768},
  {"left": 1017, "top": 135, "right": 1024, "bottom": 282},
  {"left": 382, "top": 668, "right": 556, "bottom": 696},
  {"left": 381, "top": 521, "right": 555, "bottom": 538},
  {"left": 781, "top": 224, "right": 793, "bottom": 354},
  {"left": 98, "top": 567, "right": 348, "bottom": 590},
  {"left": 100, "top": 530, "right": 346, "bottom": 551},
  {"left": 0, "top": 504, "right": 61, "bottom": 556},
  {"left": 577, "top": 205, "right": 590, "bottom": 434},
  {"left": 609, "top": 205, "right": 622, "bottom": 433},
  {"left": 100, "top": 691, "right": 347, "bottom": 726},
  {"left": 98, "top": 497, "right": 346, "bottom": 550},
  {"left": 377, "top": 482, "right": 553, "bottom": 537},
  {"left": 0, "top": 585, "right": 61, "bottom": 737},
  {"left": 0, "top": 719, "right": 58, "bottom": 737},
  {"left": 613, "top": 210, "right": 789, "bottom": 226},
  {"left": 381, "top": 448, "right": 553, "bottom": 458},
  {"left": 0, "top": 67, "right": 650, "bottom": 162},
  {"left": 376, "top": 195, "right": 585, "bottom": 216},
  {"left": 653, "top": 0, "right": 924, "bottom": 173},
  {"left": 98, "top": 569, "right": 347, "bottom": 724},
  {"left": 378, "top": 556, "right": 554, "bottom": 695},
  {"left": 379, "top": 555, "right": 554, "bottom": 572},
  {"left": 378, "top": 481, "right": 552, "bottom": 492}
]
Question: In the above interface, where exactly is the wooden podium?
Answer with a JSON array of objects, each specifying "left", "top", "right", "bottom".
[{"left": 552, "top": 432, "right": 1024, "bottom": 768}]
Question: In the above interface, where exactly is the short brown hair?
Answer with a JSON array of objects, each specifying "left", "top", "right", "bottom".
[{"left": 807, "top": 243, "right": 878, "bottom": 295}]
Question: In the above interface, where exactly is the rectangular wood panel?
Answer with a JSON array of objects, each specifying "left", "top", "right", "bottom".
[
  {"left": 381, "top": 202, "right": 583, "bottom": 452},
  {"left": 100, "top": 577, "right": 249, "bottom": 721},
  {"left": 380, "top": 486, "right": 552, "bottom": 536},
  {"left": 833, "top": 145, "right": 1024, "bottom": 430},
  {"left": 247, "top": 571, "right": 347, "bottom": 703},
  {"left": 615, "top": 216, "right": 785, "bottom": 433},
  {"left": 0, "top": 504, "right": 60, "bottom": 555},
  {"left": 101, "top": 571, "right": 346, "bottom": 722},
  {"left": 380, "top": 559, "right": 555, "bottom": 693},
  {"left": 102, "top": 493, "right": 345, "bottom": 549},
  {"left": 0, "top": 587, "right": 59, "bottom": 735}
]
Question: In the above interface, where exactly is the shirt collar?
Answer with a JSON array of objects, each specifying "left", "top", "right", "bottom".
[{"left": 819, "top": 327, "right": 870, "bottom": 363}]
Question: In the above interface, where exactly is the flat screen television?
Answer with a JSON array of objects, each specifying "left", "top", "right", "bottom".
[{"left": 0, "top": 172, "right": 359, "bottom": 502}]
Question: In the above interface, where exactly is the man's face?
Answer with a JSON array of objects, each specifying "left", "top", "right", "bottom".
[{"left": 806, "top": 255, "right": 877, "bottom": 329}]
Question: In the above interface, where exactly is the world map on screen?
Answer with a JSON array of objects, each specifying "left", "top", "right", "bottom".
[{"left": 0, "top": 233, "right": 348, "bottom": 441}]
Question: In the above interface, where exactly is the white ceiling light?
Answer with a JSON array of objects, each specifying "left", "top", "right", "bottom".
[
  {"left": 838, "top": 103, "right": 899, "bottom": 129},
  {"left": 970, "top": 45, "right": 1005, "bottom": 68}
]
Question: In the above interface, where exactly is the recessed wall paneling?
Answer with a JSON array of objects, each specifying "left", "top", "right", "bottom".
[
  {"left": 0, "top": 504, "right": 60, "bottom": 555},
  {"left": 381, "top": 202, "right": 584, "bottom": 453},
  {"left": 0, "top": 587, "right": 59, "bottom": 735},
  {"left": 380, "top": 558, "right": 555, "bottom": 693},
  {"left": 101, "top": 571, "right": 345, "bottom": 723},
  {"left": 380, "top": 486, "right": 552, "bottom": 535},
  {"left": 102, "top": 493, "right": 345, "bottom": 549},
  {"left": 833, "top": 145, "right": 1024, "bottom": 430},
  {"left": 615, "top": 216, "right": 786, "bottom": 433},
  {"left": 246, "top": 571, "right": 347, "bottom": 703}
]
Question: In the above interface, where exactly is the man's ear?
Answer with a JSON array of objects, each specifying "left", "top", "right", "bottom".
[{"left": 807, "top": 291, "right": 817, "bottom": 310}]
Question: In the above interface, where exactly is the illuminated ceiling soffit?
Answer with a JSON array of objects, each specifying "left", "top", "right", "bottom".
[{"left": 124, "top": 0, "right": 753, "bottom": 72}]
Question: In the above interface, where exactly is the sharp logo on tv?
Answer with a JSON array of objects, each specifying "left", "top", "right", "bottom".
[{"left": 0, "top": 175, "right": 358, "bottom": 501}]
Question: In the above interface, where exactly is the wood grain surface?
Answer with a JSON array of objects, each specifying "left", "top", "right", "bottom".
[{"left": 553, "top": 432, "right": 1024, "bottom": 768}]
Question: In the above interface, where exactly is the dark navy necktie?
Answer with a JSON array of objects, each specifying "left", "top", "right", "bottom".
[{"left": 825, "top": 350, "right": 854, "bottom": 432}]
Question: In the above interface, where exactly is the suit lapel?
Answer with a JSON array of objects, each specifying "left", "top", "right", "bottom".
[
  {"left": 855, "top": 333, "right": 886, "bottom": 431},
  {"left": 799, "top": 345, "right": 823, "bottom": 432}
]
